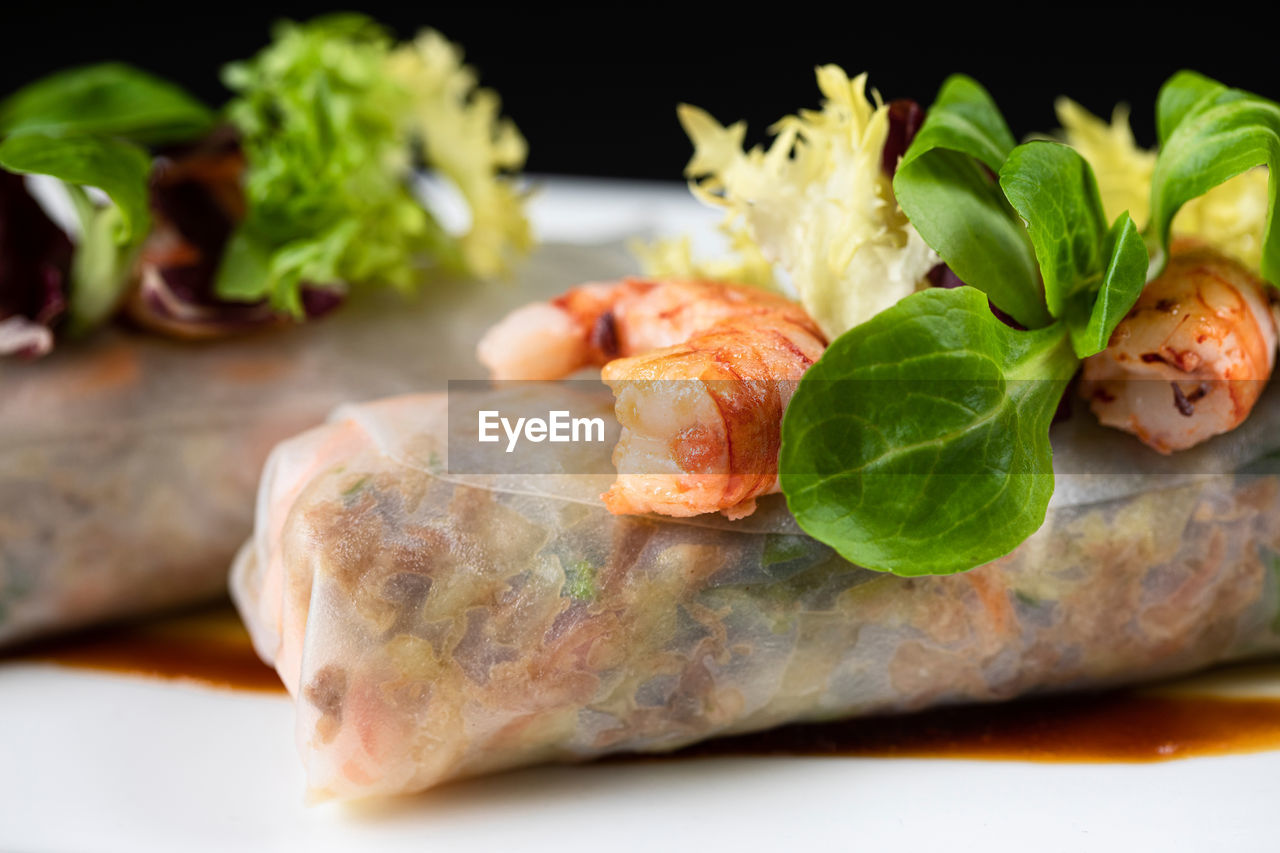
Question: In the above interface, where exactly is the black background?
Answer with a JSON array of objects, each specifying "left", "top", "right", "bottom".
[{"left": 2, "top": 4, "right": 1272, "bottom": 180}]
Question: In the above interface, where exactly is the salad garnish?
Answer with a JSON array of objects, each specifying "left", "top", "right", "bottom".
[
  {"left": 217, "top": 14, "right": 531, "bottom": 315},
  {"left": 1057, "top": 96, "right": 1270, "bottom": 272},
  {"left": 779, "top": 70, "right": 1280, "bottom": 576},
  {"left": 0, "top": 14, "right": 531, "bottom": 356},
  {"left": 1145, "top": 71, "right": 1279, "bottom": 284},
  {"left": 0, "top": 65, "right": 214, "bottom": 351}
]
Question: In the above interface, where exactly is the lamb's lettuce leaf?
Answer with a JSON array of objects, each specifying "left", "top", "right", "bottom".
[
  {"left": 780, "top": 286, "right": 1077, "bottom": 576},
  {"left": 999, "top": 140, "right": 1147, "bottom": 357},
  {"left": 894, "top": 75, "right": 1048, "bottom": 328},
  {"left": 1149, "top": 71, "right": 1280, "bottom": 284},
  {"left": 1155, "top": 70, "right": 1228, "bottom": 146},
  {"left": 0, "top": 63, "right": 212, "bottom": 144},
  {"left": 0, "top": 131, "right": 152, "bottom": 334},
  {"left": 0, "top": 62, "right": 211, "bottom": 342},
  {"left": 999, "top": 141, "right": 1107, "bottom": 318},
  {"left": 1067, "top": 214, "right": 1148, "bottom": 358},
  {"left": 0, "top": 132, "right": 149, "bottom": 241}
]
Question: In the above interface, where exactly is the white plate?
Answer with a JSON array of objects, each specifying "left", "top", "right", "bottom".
[
  {"left": 3, "top": 178, "right": 1279, "bottom": 853},
  {"left": 4, "top": 658, "right": 1280, "bottom": 853}
]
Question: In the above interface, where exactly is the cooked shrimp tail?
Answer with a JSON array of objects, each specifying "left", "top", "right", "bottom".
[
  {"left": 478, "top": 278, "right": 827, "bottom": 517},
  {"left": 1081, "top": 245, "right": 1278, "bottom": 453}
]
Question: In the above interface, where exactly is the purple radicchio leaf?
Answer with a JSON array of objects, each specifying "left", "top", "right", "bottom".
[
  {"left": 300, "top": 286, "right": 344, "bottom": 319},
  {"left": 927, "top": 262, "right": 1024, "bottom": 330},
  {"left": 126, "top": 127, "right": 343, "bottom": 339},
  {"left": 0, "top": 170, "right": 73, "bottom": 358},
  {"left": 881, "top": 99, "right": 925, "bottom": 178}
]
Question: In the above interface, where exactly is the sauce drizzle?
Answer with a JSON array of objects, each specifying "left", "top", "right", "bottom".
[
  {"left": 642, "top": 689, "right": 1280, "bottom": 764},
  {"left": 6, "top": 606, "right": 1280, "bottom": 763},
  {"left": 2, "top": 602, "right": 284, "bottom": 693}
]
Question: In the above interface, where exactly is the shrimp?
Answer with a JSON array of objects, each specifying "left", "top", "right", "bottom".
[
  {"left": 1080, "top": 244, "right": 1279, "bottom": 454},
  {"left": 477, "top": 278, "right": 826, "bottom": 518}
]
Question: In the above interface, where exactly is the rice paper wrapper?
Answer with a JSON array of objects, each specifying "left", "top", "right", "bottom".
[
  {"left": 0, "top": 243, "right": 635, "bottom": 646},
  {"left": 232, "top": 387, "right": 1280, "bottom": 801}
]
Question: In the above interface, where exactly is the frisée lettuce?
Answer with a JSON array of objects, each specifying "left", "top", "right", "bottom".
[{"left": 641, "top": 66, "right": 937, "bottom": 340}]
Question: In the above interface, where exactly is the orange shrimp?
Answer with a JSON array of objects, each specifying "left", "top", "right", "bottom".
[
  {"left": 1080, "top": 245, "right": 1278, "bottom": 454},
  {"left": 477, "top": 279, "right": 827, "bottom": 518}
]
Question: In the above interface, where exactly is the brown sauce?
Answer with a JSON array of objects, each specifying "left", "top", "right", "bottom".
[
  {"left": 1, "top": 601, "right": 285, "bottom": 693},
  {"left": 5, "top": 608, "right": 1280, "bottom": 763},
  {"left": 641, "top": 688, "right": 1280, "bottom": 764}
]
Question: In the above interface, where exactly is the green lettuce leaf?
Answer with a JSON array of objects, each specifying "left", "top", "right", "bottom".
[
  {"left": 1149, "top": 71, "right": 1280, "bottom": 284},
  {"left": 1155, "top": 70, "right": 1227, "bottom": 146},
  {"left": 0, "top": 63, "right": 212, "bottom": 144},
  {"left": 1066, "top": 214, "right": 1148, "bottom": 358},
  {"left": 779, "top": 286, "right": 1077, "bottom": 576},
  {"left": 894, "top": 75, "right": 1048, "bottom": 328},
  {"left": 0, "top": 131, "right": 152, "bottom": 334},
  {"left": 999, "top": 140, "right": 1148, "bottom": 357},
  {"left": 0, "top": 132, "right": 149, "bottom": 241},
  {"left": 999, "top": 141, "right": 1107, "bottom": 317}
]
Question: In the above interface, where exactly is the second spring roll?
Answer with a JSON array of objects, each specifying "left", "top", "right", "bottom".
[
  {"left": 0, "top": 243, "right": 633, "bottom": 646},
  {"left": 233, "top": 390, "right": 1280, "bottom": 801}
]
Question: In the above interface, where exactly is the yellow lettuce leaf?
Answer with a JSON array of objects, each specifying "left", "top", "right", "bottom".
[
  {"left": 642, "top": 66, "right": 937, "bottom": 339},
  {"left": 388, "top": 30, "right": 533, "bottom": 279}
]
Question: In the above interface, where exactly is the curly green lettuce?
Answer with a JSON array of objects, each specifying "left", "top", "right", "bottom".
[{"left": 217, "top": 14, "right": 530, "bottom": 316}]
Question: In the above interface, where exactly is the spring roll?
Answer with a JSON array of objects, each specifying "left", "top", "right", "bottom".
[
  {"left": 0, "top": 243, "right": 634, "bottom": 646},
  {"left": 232, "top": 389, "right": 1280, "bottom": 801}
]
